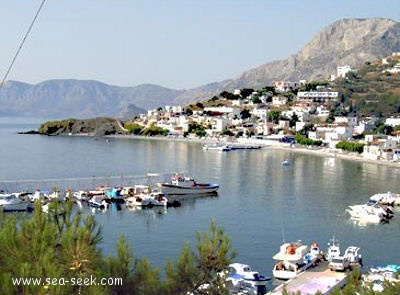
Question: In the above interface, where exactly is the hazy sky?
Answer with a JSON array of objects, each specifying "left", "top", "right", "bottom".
[{"left": 0, "top": 0, "right": 399, "bottom": 89}]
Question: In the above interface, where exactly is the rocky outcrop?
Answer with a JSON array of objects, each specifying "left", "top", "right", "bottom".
[{"left": 38, "top": 118, "right": 128, "bottom": 136}]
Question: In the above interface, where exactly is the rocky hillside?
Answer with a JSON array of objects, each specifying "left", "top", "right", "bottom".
[
  {"left": 37, "top": 117, "right": 128, "bottom": 136},
  {"left": 1, "top": 18, "right": 399, "bottom": 118},
  {"left": 181, "top": 18, "right": 400, "bottom": 96}
]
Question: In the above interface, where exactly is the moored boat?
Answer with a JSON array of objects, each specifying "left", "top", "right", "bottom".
[
  {"left": 272, "top": 240, "right": 319, "bottom": 280},
  {"left": 346, "top": 206, "right": 389, "bottom": 223},
  {"left": 157, "top": 173, "right": 219, "bottom": 195},
  {"left": 370, "top": 191, "right": 400, "bottom": 206},
  {"left": 325, "top": 236, "right": 341, "bottom": 261},
  {"left": 0, "top": 193, "right": 30, "bottom": 212},
  {"left": 203, "top": 144, "right": 231, "bottom": 151},
  {"left": 88, "top": 195, "right": 110, "bottom": 209}
]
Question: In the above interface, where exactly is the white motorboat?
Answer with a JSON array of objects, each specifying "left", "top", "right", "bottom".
[
  {"left": 148, "top": 191, "right": 168, "bottom": 206},
  {"left": 370, "top": 191, "right": 400, "bottom": 206},
  {"left": 73, "top": 190, "right": 90, "bottom": 201},
  {"left": 227, "top": 263, "right": 271, "bottom": 287},
  {"left": 325, "top": 236, "right": 341, "bottom": 261},
  {"left": 88, "top": 195, "right": 110, "bottom": 209},
  {"left": 203, "top": 144, "right": 232, "bottom": 151},
  {"left": 349, "top": 201, "right": 393, "bottom": 219},
  {"left": 344, "top": 246, "right": 363, "bottom": 266},
  {"left": 0, "top": 193, "right": 30, "bottom": 212},
  {"left": 346, "top": 207, "right": 389, "bottom": 223},
  {"left": 156, "top": 173, "right": 219, "bottom": 195},
  {"left": 272, "top": 241, "right": 318, "bottom": 280}
]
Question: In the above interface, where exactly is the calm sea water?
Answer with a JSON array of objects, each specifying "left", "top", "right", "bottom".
[{"left": 1, "top": 117, "right": 400, "bottom": 281}]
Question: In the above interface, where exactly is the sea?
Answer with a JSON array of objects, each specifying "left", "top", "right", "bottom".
[{"left": 1, "top": 116, "right": 400, "bottom": 284}]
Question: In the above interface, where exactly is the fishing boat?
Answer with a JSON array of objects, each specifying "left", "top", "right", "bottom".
[
  {"left": 325, "top": 236, "right": 341, "bottom": 261},
  {"left": 156, "top": 173, "right": 219, "bottom": 195}
]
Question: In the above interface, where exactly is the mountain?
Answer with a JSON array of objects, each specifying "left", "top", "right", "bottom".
[
  {"left": 0, "top": 79, "right": 183, "bottom": 119},
  {"left": 175, "top": 18, "right": 400, "bottom": 100},
  {"left": 0, "top": 18, "right": 399, "bottom": 118}
]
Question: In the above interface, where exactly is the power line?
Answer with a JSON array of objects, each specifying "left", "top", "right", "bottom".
[{"left": 0, "top": 0, "right": 47, "bottom": 89}]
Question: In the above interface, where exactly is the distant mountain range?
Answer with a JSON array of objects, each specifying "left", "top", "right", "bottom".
[{"left": 0, "top": 17, "right": 399, "bottom": 119}]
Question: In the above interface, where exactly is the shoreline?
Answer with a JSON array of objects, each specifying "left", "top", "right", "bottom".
[{"left": 105, "top": 134, "right": 400, "bottom": 168}]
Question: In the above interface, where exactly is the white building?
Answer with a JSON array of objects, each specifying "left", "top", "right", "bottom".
[
  {"left": 334, "top": 116, "right": 358, "bottom": 127},
  {"left": 273, "top": 81, "right": 303, "bottom": 92},
  {"left": 165, "top": 105, "right": 183, "bottom": 113},
  {"left": 204, "top": 106, "right": 239, "bottom": 117},
  {"left": 297, "top": 91, "right": 338, "bottom": 102},
  {"left": 272, "top": 96, "right": 288, "bottom": 106},
  {"left": 385, "top": 117, "right": 400, "bottom": 127},
  {"left": 252, "top": 106, "right": 268, "bottom": 121},
  {"left": 337, "top": 65, "right": 352, "bottom": 78}
]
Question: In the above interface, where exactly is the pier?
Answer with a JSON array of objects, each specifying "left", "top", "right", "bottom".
[{"left": 268, "top": 261, "right": 348, "bottom": 295}]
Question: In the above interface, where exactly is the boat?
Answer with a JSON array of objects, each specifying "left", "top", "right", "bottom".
[
  {"left": 73, "top": 190, "right": 90, "bottom": 201},
  {"left": 282, "top": 159, "right": 291, "bottom": 166},
  {"left": 226, "top": 263, "right": 271, "bottom": 294},
  {"left": 148, "top": 191, "right": 168, "bottom": 206},
  {"left": 123, "top": 184, "right": 153, "bottom": 207},
  {"left": 343, "top": 246, "right": 363, "bottom": 266},
  {"left": 363, "top": 264, "right": 400, "bottom": 292},
  {"left": 346, "top": 206, "right": 389, "bottom": 223},
  {"left": 203, "top": 143, "right": 232, "bottom": 151},
  {"left": 104, "top": 187, "right": 125, "bottom": 202},
  {"left": 348, "top": 201, "right": 393, "bottom": 219},
  {"left": 272, "top": 241, "right": 319, "bottom": 280},
  {"left": 156, "top": 173, "right": 219, "bottom": 195},
  {"left": 370, "top": 191, "right": 400, "bottom": 206},
  {"left": 325, "top": 236, "right": 341, "bottom": 261},
  {"left": 227, "top": 263, "right": 271, "bottom": 287},
  {"left": 125, "top": 195, "right": 152, "bottom": 207},
  {"left": 88, "top": 195, "right": 110, "bottom": 209},
  {"left": 0, "top": 193, "right": 30, "bottom": 212}
]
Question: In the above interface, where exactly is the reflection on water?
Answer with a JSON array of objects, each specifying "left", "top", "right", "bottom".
[{"left": 1, "top": 119, "right": 400, "bottom": 279}]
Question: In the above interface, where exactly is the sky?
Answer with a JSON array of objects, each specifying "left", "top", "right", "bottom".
[{"left": 0, "top": 0, "right": 399, "bottom": 90}]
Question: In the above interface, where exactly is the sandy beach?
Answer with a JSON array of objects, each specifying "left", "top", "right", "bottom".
[{"left": 105, "top": 134, "right": 400, "bottom": 169}]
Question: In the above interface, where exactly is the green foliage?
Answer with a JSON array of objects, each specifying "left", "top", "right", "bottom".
[
  {"left": 240, "top": 109, "right": 252, "bottom": 120},
  {"left": 125, "top": 123, "right": 144, "bottom": 135},
  {"left": 221, "top": 129, "right": 234, "bottom": 136},
  {"left": 219, "top": 91, "right": 239, "bottom": 100},
  {"left": 336, "top": 140, "right": 364, "bottom": 153},
  {"left": 187, "top": 122, "right": 207, "bottom": 138},
  {"left": 252, "top": 94, "right": 262, "bottom": 104},
  {"left": 239, "top": 88, "right": 255, "bottom": 98},
  {"left": 267, "top": 110, "right": 281, "bottom": 124},
  {"left": 0, "top": 201, "right": 106, "bottom": 295},
  {"left": 294, "top": 134, "right": 323, "bottom": 146},
  {"left": 164, "top": 220, "right": 236, "bottom": 295},
  {"left": 141, "top": 126, "right": 169, "bottom": 136}
]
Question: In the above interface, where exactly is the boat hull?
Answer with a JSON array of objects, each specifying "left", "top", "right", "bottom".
[
  {"left": 157, "top": 183, "right": 219, "bottom": 195},
  {"left": 0, "top": 202, "right": 29, "bottom": 212}
]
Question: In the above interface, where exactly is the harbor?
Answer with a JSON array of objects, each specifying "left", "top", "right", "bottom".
[
  {"left": 1, "top": 119, "right": 400, "bottom": 293},
  {"left": 268, "top": 261, "right": 348, "bottom": 295}
]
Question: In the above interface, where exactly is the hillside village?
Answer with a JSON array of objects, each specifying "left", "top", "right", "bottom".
[{"left": 124, "top": 53, "right": 400, "bottom": 162}]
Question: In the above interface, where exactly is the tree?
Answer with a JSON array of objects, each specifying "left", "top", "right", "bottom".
[
  {"left": 289, "top": 113, "right": 299, "bottom": 128},
  {"left": 240, "top": 109, "right": 251, "bottom": 120},
  {"left": 165, "top": 220, "right": 236, "bottom": 295},
  {"left": 268, "top": 110, "right": 281, "bottom": 124}
]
